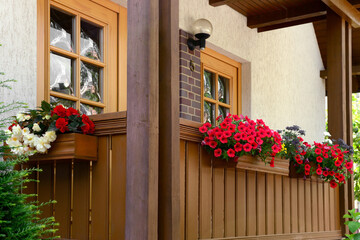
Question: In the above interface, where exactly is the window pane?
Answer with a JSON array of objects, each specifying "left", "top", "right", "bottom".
[
  {"left": 80, "top": 103, "right": 102, "bottom": 115},
  {"left": 218, "top": 75, "right": 230, "bottom": 104},
  {"left": 80, "top": 20, "right": 102, "bottom": 61},
  {"left": 50, "top": 96, "right": 75, "bottom": 108},
  {"left": 204, "top": 101, "right": 215, "bottom": 125},
  {"left": 218, "top": 105, "right": 230, "bottom": 122},
  {"left": 80, "top": 62, "right": 102, "bottom": 102},
  {"left": 203, "top": 70, "right": 215, "bottom": 99},
  {"left": 50, "top": 8, "right": 74, "bottom": 52},
  {"left": 50, "top": 53, "right": 75, "bottom": 96}
]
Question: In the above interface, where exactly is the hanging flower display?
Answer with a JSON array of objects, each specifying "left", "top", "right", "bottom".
[
  {"left": 5, "top": 101, "right": 95, "bottom": 156},
  {"left": 199, "top": 114, "right": 282, "bottom": 167}
]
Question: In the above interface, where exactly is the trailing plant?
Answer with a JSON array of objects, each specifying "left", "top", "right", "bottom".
[
  {"left": 6, "top": 101, "right": 95, "bottom": 156},
  {"left": 352, "top": 94, "right": 360, "bottom": 201},
  {"left": 199, "top": 114, "right": 282, "bottom": 166},
  {"left": 343, "top": 209, "right": 360, "bottom": 239},
  {"left": 0, "top": 65, "right": 58, "bottom": 238}
]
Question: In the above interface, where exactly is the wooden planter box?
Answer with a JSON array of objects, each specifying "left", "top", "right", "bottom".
[
  {"left": 29, "top": 133, "right": 98, "bottom": 162},
  {"left": 213, "top": 155, "right": 289, "bottom": 176}
]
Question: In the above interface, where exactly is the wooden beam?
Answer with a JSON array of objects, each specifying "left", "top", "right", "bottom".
[
  {"left": 326, "top": 8, "right": 352, "bottom": 236},
  {"left": 247, "top": 1, "right": 326, "bottom": 29},
  {"left": 158, "top": 0, "right": 180, "bottom": 239},
  {"left": 322, "top": 0, "right": 360, "bottom": 27},
  {"left": 125, "top": 0, "right": 159, "bottom": 239},
  {"left": 320, "top": 65, "right": 360, "bottom": 79},
  {"left": 258, "top": 15, "right": 326, "bottom": 32},
  {"left": 209, "top": 0, "right": 235, "bottom": 7}
]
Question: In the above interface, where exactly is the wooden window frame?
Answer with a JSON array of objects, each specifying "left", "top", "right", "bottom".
[
  {"left": 200, "top": 48, "right": 242, "bottom": 123},
  {"left": 37, "top": 0, "right": 127, "bottom": 112}
]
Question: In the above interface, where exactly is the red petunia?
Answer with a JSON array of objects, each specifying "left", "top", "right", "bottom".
[
  {"left": 220, "top": 122, "right": 228, "bottom": 129},
  {"left": 234, "top": 133, "right": 241, "bottom": 141},
  {"left": 270, "top": 158, "right": 274, "bottom": 168},
  {"left": 330, "top": 180, "right": 337, "bottom": 188},
  {"left": 214, "top": 148, "right": 222, "bottom": 157},
  {"left": 315, "top": 148, "right": 322, "bottom": 155},
  {"left": 334, "top": 160, "right": 342, "bottom": 167},
  {"left": 251, "top": 142, "right": 258, "bottom": 149},
  {"left": 199, "top": 125, "right": 208, "bottom": 133},
  {"left": 223, "top": 131, "right": 232, "bottom": 138},
  {"left": 234, "top": 143, "right": 243, "bottom": 152},
  {"left": 56, "top": 118, "right": 69, "bottom": 133},
  {"left": 8, "top": 121, "right": 17, "bottom": 131},
  {"left": 329, "top": 171, "right": 335, "bottom": 176},
  {"left": 345, "top": 161, "right": 353, "bottom": 169},
  {"left": 304, "top": 164, "right": 311, "bottom": 171},
  {"left": 52, "top": 105, "right": 67, "bottom": 117},
  {"left": 316, "top": 168, "right": 322, "bottom": 175},
  {"left": 227, "top": 149, "right": 235, "bottom": 158},
  {"left": 256, "top": 137, "right": 263, "bottom": 145},
  {"left": 204, "top": 122, "right": 212, "bottom": 128},
  {"left": 243, "top": 143, "right": 252, "bottom": 152},
  {"left": 209, "top": 141, "right": 217, "bottom": 149},
  {"left": 219, "top": 136, "right": 228, "bottom": 144},
  {"left": 82, "top": 114, "right": 95, "bottom": 134},
  {"left": 232, "top": 115, "right": 240, "bottom": 121},
  {"left": 305, "top": 170, "right": 310, "bottom": 176},
  {"left": 316, "top": 156, "right": 323, "bottom": 163},
  {"left": 66, "top": 107, "right": 80, "bottom": 117}
]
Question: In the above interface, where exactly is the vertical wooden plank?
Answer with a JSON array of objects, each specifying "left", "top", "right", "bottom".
[
  {"left": 72, "top": 162, "right": 90, "bottom": 240},
  {"left": 126, "top": 0, "right": 159, "bottom": 238},
  {"left": 298, "top": 179, "right": 305, "bottom": 233},
  {"left": 274, "top": 175, "right": 283, "bottom": 234},
  {"left": 330, "top": 186, "right": 336, "bottom": 230},
  {"left": 335, "top": 187, "right": 341, "bottom": 230},
  {"left": 266, "top": 174, "right": 274, "bottom": 235},
  {"left": 305, "top": 180, "right": 312, "bottom": 232},
  {"left": 186, "top": 142, "right": 199, "bottom": 239},
  {"left": 311, "top": 180, "right": 319, "bottom": 232},
  {"left": 225, "top": 168, "right": 236, "bottom": 237},
  {"left": 55, "top": 162, "right": 71, "bottom": 239},
  {"left": 38, "top": 164, "right": 53, "bottom": 220},
  {"left": 290, "top": 178, "right": 298, "bottom": 233},
  {"left": 283, "top": 177, "right": 290, "bottom": 234},
  {"left": 213, "top": 167, "right": 224, "bottom": 238},
  {"left": 236, "top": 169, "right": 246, "bottom": 236},
  {"left": 110, "top": 135, "right": 126, "bottom": 240},
  {"left": 324, "top": 182, "right": 330, "bottom": 231},
  {"left": 199, "top": 147, "right": 212, "bottom": 238},
  {"left": 247, "top": 171, "right": 256, "bottom": 236},
  {"left": 318, "top": 182, "right": 324, "bottom": 231},
  {"left": 92, "top": 136, "right": 109, "bottom": 239},
  {"left": 180, "top": 141, "right": 186, "bottom": 240},
  {"left": 257, "top": 172, "right": 266, "bottom": 235}
]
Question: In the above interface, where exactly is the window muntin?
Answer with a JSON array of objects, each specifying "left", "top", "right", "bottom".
[{"left": 49, "top": 6, "right": 106, "bottom": 115}]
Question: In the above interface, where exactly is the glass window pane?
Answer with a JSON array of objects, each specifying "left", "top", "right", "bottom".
[
  {"left": 50, "top": 53, "right": 75, "bottom": 96},
  {"left": 203, "top": 70, "right": 215, "bottom": 99},
  {"left": 80, "top": 62, "right": 102, "bottom": 102},
  {"left": 50, "top": 8, "right": 74, "bottom": 52},
  {"left": 80, "top": 20, "right": 102, "bottom": 61},
  {"left": 204, "top": 101, "right": 215, "bottom": 125},
  {"left": 50, "top": 96, "right": 75, "bottom": 108},
  {"left": 80, "top": 103, "right": 102, "bottom": 115},
  {"left": 218, "top": 105, "right": 230, "bottom": 122},
  {"left": 218, "top": 75, "right": 230, "bottom": 104}
]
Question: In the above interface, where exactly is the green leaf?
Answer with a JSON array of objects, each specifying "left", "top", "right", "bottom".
[
  {"left": 344, "top": 214, "right": 353, "bottom": 219},
  {"left": 41, "top": 100, "right": 51, "bottom": 112},
  {"left": 354, "top": 233, "right": 360, "bottom": 240},
  {"left": 48, "top": 121, "right": 57, "bottom": 132},
  {"left": 348, "top": 221, "right": 360, "bottom": 233}
]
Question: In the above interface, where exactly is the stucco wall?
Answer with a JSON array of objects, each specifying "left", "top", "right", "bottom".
[
  {"left": 0, "top": 0, "right": 37, "bottom": 117},
  {"left": 180, "top": 0, "right": 326, "bottom": 142}
]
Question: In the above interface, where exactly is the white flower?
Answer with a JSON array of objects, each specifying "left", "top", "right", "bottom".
[
  {"left": 43, "top": 115, "right": 51, "bottom": 120},
  {"left": 23, "top": 133, "right": 36, "bottom": 148},
  {"left": 34, "top": 137, "right": 51, "bottom": 153},
  {"left": 12, "top": 125, "right": 23, "bottom": 139},
  {"left": 16, "top": 113, "right": 25, "bottom": 122},
  {"left": 324, "top": 131, "right": 331, "bottom": 137},
  {"left": 44, "top": 131, "right": 57, "bottom": 143},
  {"left": 24, "top": 115, "right": 31, "bottom": 120},
  {"left": 324, "top": 138, "right": 333, "bottom": 144},
  {"left": 4, "top": 130, "right": 11, "bottom": 135},
  {"left": 22, "top": 127, "right": 30, "bottom": 135},
  {"left": 32, "top": 123, "right": 41, "bottom": 132}
]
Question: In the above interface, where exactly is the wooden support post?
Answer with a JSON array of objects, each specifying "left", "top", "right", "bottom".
[
  {"left": 125, "top": 0, "right": 159, "bottom": 239},
  {"left": 158, "top": 0, "right": 180, "bottom": 239},
  {"left": 326, "top": 8, "right": 353, "bottom": 236}
]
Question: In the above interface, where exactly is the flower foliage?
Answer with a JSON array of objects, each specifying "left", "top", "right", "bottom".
[
  {"left": 279, "top": 126, "right": 353, "bottom": 188},
  {"left": 5, "top": 101, "right": 95, "bottom": 156},
  {"left": 199, "top": 114, "right": 282, "bottom": 166}
]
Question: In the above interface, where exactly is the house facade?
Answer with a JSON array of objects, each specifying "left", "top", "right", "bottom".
[{"left": 0, "top": 0, "right": 355, "bottom": 239}]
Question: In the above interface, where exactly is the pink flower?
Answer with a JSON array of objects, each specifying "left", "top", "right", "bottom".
[
  {"left": 227, "top": 149, "right": 235, "bottom": 158},
  {"left": 214, "top": 148, "right": 222, "bottom": 157},
  {"left": 243, "top": 143, "right": 252, "bottom": 152},
  {"left": 199, "top": 125, "right": 208, "bottom": 133}
]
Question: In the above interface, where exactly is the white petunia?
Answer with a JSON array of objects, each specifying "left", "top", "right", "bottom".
[
  {"left": 12, "top": 125, "right": 23, "bottom": 139},
  {"left": 16, "top": 113, "right": 25, "bottom": 122},
  {"left": 324, "top": 131, "right": 331, "bottom": 137},
  {"left": 32, "top": 123, "right": 41, "bottom": 132},
  {"left": 44, "top": 131, "right": 57, "bottom": 143}
]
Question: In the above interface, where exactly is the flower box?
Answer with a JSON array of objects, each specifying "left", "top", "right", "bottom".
[
  {"left": 213, "top": 155, "right": 289, "bottom": 176},
  {"left": 29, "top": 133, "right": 98, "bottom": 162},
  {"left": 288, "top": 162, "right": 323, "bottom": 182}
]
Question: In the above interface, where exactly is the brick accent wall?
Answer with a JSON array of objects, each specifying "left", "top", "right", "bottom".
[{"left": 179, "top": 29, "right": 202, "bottom": 122}]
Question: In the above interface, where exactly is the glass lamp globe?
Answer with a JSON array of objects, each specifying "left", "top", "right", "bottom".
[{"left": 192, "top": 18, "right": 213, "bottom": 39}]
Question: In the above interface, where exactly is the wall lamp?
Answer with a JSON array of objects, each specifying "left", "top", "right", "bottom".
[{"left": 187, "top": 18, "right": 213, "bottom": 51}]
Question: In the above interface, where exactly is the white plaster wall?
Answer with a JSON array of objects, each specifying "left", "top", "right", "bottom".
[
  {"left": 0, "top": 0, "right": 37, "bottom": 118},
  {"left": 180, "top": 0, "right": 326, "bottom": 142}
]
